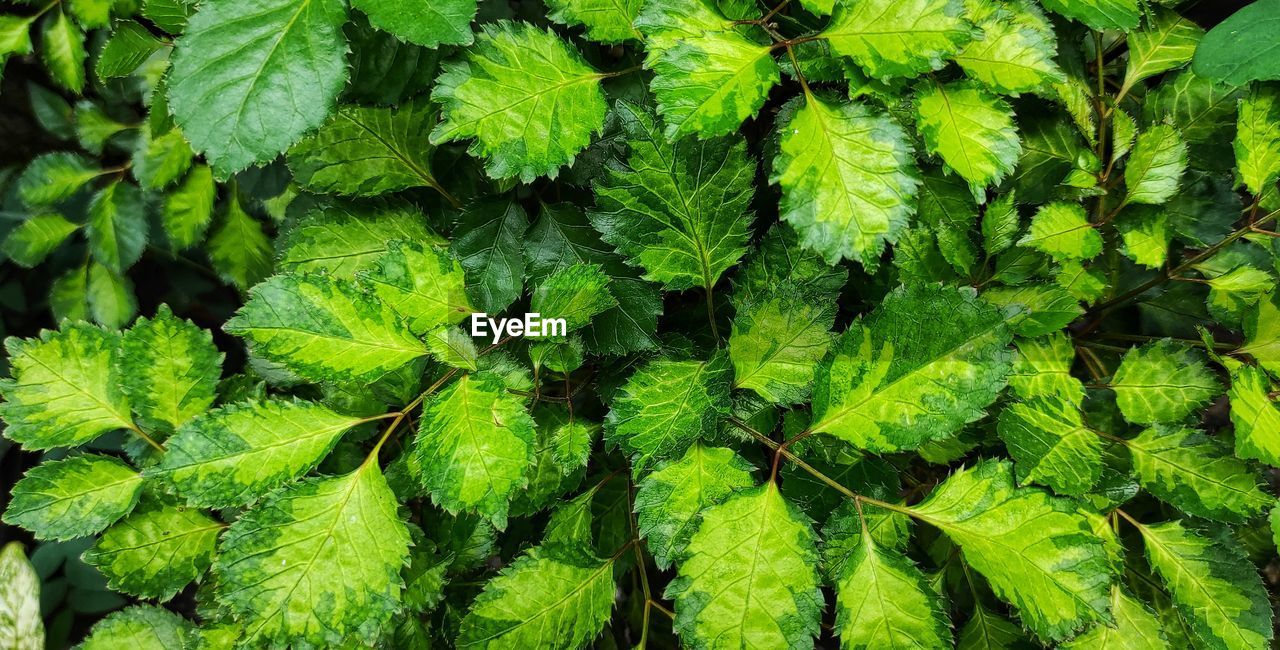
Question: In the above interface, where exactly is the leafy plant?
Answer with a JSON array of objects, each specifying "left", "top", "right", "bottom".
[{"left": 1, "top": 0, "right": 1280, "bottom": 648}]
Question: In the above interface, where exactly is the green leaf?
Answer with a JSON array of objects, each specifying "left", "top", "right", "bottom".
[
  {"left": 590, "top": 101, "right": 753, "bottom": 290},
  {"left": 225, "top": 273, "right": 429, "bottom": 385},
  {"left": 1039, "top": 0, "right": 1139, "bottom": 31},
  {"left": 153, "top": 398, "right": 365, "bottom": 508},
  {"left": 732, "top": 223, "right": 847, "bottom": 307},
  {"left": 1137, "top": 519, "right": 1273, "bottom": 650},
  {"left": 18, "top": 152, "right": 99, "bottom": 206},
  {"left": 86, "top": 181, "right": 147, "bottom": 274},
  {"left": 983, "top": 283, "right": 1083, "bottom": 338},
  {"left": 1112, "top": 340, "right": 1221, "bottom": 425},
  {"left": 161, "top": 164, "right": 215, "bottom": 249},
  {"left": 351, "top": 0, "right": 476, "bottom": 48},
  {"left": 1235, "top": 83, "right": 1280, "bottom": 196},
  {"left": 1206, "top": 265, "right": 1273, "bottom": 324},
  {"left": 1117, "top": 205, "right": 1171, "bottom": 269},
  {"left": 666, "top": 483, "right": 823, "bottom": 649},
  {"left": 360, "top": 240, "right": 473, "bottom": 336},
  {"left": 206, "top": 194, "right": 273, "bottom": 290},
  {"left": 121, "top": 305, "right": 222, "bottom": 432},
  {"left": 143, "top": 0, "right": 196, "bottom": 34},
  {"left": 1122, "top": 11, "right": 1202, "bottom": 97},
  {"left": 981, "top": 192, "right": 1020, "bottom": 257},
  {"left": 915, "top": 82, "right": 1022, "bottom": 199},
  {"left": 87, "top": 262, "right": 137, "bottom": 329},
  {"left": 810, "top": 285, "right": 1014, "bottom": 452},
  {"left": 0, "top": 15, "right": 34, "bottom": 60},
  {"left": 531, "top": 263, "right": 617, "bottom": 332},
  {"left": 547, "top": 0, "right": 641, "bottom": 43},
  {"left": 1019, "top": 202, "right": 1102, "bottom": 261},
  {"left": 2, "top": 213, "right": 78, "bottom": 268},
  {"left": 2, "top": 455, "right": 142, "bottom": 541},
  {"left": 42, "top": 11, "right": 86, "bottom": 93},
  {"left": 604, "top": 355, "right": 731, "bottom": 469},
  {"left": 1060, "top": 586, "right": 1170, "bottom": 650},
  {"left": 50, "top": 265, "right": 91, "bottom": 323},
  {"left": 647, "top": 27, "right": 779, "bottom": 138},
  {"left": 278, "top": 200, "right": 444, "bottom": 280},
  {"left": 76, "top": 606, "right": 191, "bottom": 650},
  {"left": 83, "top": 501, "right": 222, "bottom": 600},
  {"left": 167, "top": 0, "right": 349, "bottom": 174},
  {"left": 1239, "top": 291, "right": 1280, "bottom": 378},
  {"left": 430, "top": 21, "right": 606, "bottom": 181},
  {"left": 955, "top": 0, "right": 1064, "bottom": 95},
  {"left": 214, "top": 463, "right": 411, "bottom": 647},
  {"left": 455, "top": 547, "right": 617, "bottom": 649},
  {"left": 0, "top": 324, "right": 133, "bottom": 449},
  {"left": 729, "top": 286, "right": 835, "bottom": 405},
  {"left": 0, "top": 542, "right": 44, "bottom": 650},
  {"left": 997, "top": 396, "right": 1103, "bottom": 496},
  {"left": 634, "top": 442, "right": 755, "bottom": 569},
  {"left": 551, "top": 421, "right": 594, "bottom": 471},
  {"left": 76, "top": 102, "right": 129, "bottom": 155},
  {"left": 451, "top": 198, "right": 529, "bottom": 313},
  {"left": 772, "top": 93, "right": 920, "bottom": 266},
  {"left": 821, "top": 0, "right": 974, "bottom": 80},
  {"left": 910, "top": 460, "right": 1113, "bottom": 642},
  {"left": 1009, "top": 333, "right": 1085, "bottom": 404},
  {"left": 132, "top": 128, "right": 194, "bottom": 191},
  {"left": 917, "top": 168, "right": 978, "bottom": 274},
  {"left": 96, "top": 21, "right": 164, "bottom": 80},
  {"left": 834, "top": 531, "right": 952, "bottom": 649},
  {"left": 414, "top": 373, "right": 536, "bottom": 528},
  {"left": 426, "top": 326, "right": 478, "bottom": 371},
  {"left": 1125, "top": 124, "right": 1189, "bottom": 205},
  {"left": 1192, "top": 0, "right": 1280, "bottom": 85},
  {"left": 1228, "top": 364, "right": 1280, "bottom": 467},
  {"left": 1128, "top": 425, "right": 1271, "bottom": 522},
  {"left": 957, "top": 604, "right": 1030, "bottom": 650},
  {"left": 287, "top": 101, "right": 451, "bottom": 198}
]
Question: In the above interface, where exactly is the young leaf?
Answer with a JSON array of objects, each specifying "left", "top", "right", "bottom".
[
  {"left": 0, "top": 324, "right": 132, "bottom": 449},
  {"left": 152, "top": 399, "right": 366, "bottom": 508},
  {"left": 83, "top": 501, "right": 222, "bottom": 601},
  {"left": 1127, "top": 425, "right": 1271, "bottom": 522},
  {"left": 1228, "top": 364, "right": 1280, "bottom": 467},
  {"left": 451, "top": 198, "right": 529, "bottom": 313},
  {"left": 287, "top": 101, "right": 451, "bottom": 199},
  {"left": 121, "top": 306, "right": 222, "bottom": 432},
  {"left": 633, "top": 442, "right": 755, "bottom": 569},
  {"left": 810, "top": 285, "right": 1014, "bottom": 452},
  {"left": 0, "top": 542, "right": 44, "bottom": 649},
  {"left": 206, "top": 194, "right": 272, "bottom": 290},
  {"left": 1038, "top": 0, "right": 1139, "bottom": 31},
  {"left": 1111, "top": 340, "right": 1221, "bottom": 425},
  {"left": 430, "top": 21, "right": 607, "bottom": 181},
  {"left": 1117, "top": 205, "right": 1171, "bottom": 268},
  {"left": 729, "top": 287, "right": 835, "bottom": 405},
  {"left": 983, "top": 283, "right": 1083, "bottom": 338},
  {"left": 665, "top": 483, "right": 823, "bottom": 649},
  {"left": 133, "top": 128, "right": 195, "bottom": 190},
  {"left": 1137, "top": 520, "right": 1273, "bottom": 650},
  {"left": 413, "top": 373, "right": 536, "bottom": 528},
  {"left": 530, "top": 263, "right": 617, "bottom": 332},
  {"left": 278, "top": 200, "right": 444, "bottom": 279},
  {"left": 834, "top": 532, "right": 952, "bottom": 649},
  {"left": 547, "top": 0, "right": 641, "bottom": 43},
  {"left": 41, "top": 11, "right": 86, "bottom": 93},
  {"left": 917, "top": 168, "right": 978, "bottom": 274},
  {"left": 168, "top": 0, "right": 350, "bottom": 174},
  {"left": 955, "top": 0, "right": 1064, "bottom": 95},
  {"left": 96, "top": 21, "right": 164, "bottom": 80},
  {"left": 86, "top": 181, "right": 147, "bottom": 274},
  {"left": 426, "top": 326, "right": 478, "bottom": 371},
  {"left": 1235, "top": 83, "right": 1280, "bottom": 197},
  {"left": 910, "top": 460, "right": 1114, "bottom": 642},
  {"left": 772, "top": 93, "right": 920, "bottom": 266},
  {"left": 821, "top": 0, "right": 974, "bottom": 80},
  {"left": 360, "top": 240, "right": 473, "bottom": 336},
  {"left": 957, "top": 604, "right": 1030, "bottom": 649},
  {"left": 1, "top": 213, "right": 78, "bottom": 268},
  {"left": 214, "top": 464, "right": 411, "bottom": 647},
  {"left": 161, "top": 164, "right": 216, "bottom": 250},
  {"left": 1240, "top": 292, "right": 1280, "bottom": 377},
  {"left": 1019, "top": 202, "right": 1102, "bottom": 261},
  {"left": 455, "top": 547, "right": 617, "bottom": 649},
  {"left": 997, "top": 396, "right": 1103, "bottom": 496},
  {"left": 1122, "top": 11, "right": 1202, "bottom": 97},
  {"left": 2, "top": 455, "right": 142, "bottom": 541},
  {"left": 225, "top": 273, "right": 429, "bottom": 385},
  {"left": 350, "top": 0, "right": 476, "bottom": 48},
  {"left": 87, "top": 262, "right": 137, "bottom": 329},
  {"left": 1008, "top": 333, "right": 1085, "bottom": 404},
  {"left": 604, "top": 355, "right": 732, "bottom": 469},
  {"left": 77, "top": 606, "right": 191, "bottom": 650},
  {"left": 17, "top": 152, "right": 99, "bottom": 206},
  {"left": 915, "top": 82, "right": 1022, "bottom": 199},
  {"left": 647, "top": 27, "right": 779, "bottom": 138},
  {"left": 1124, "top": 125, "right": 1189, "bottom": 205},
  {"left": 590, "top": 101, "right": 753, "bottom": 290}
]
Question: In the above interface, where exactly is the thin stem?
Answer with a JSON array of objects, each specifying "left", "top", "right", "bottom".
[
  {"left": 784, "top": 43, "right": 811, "bottom": 97},
  {"left": 760, "top": 0, "right": 793, "bottom": 24},
  {"left": 600, "top": 65, "right": 644, "bottom": 79},
  {"left": 704, "top": 284, "right": 720, "bottom": 341},
  {"left": 651, "top": 601, "right": 675, "bottom": 619},
  {"left": 127, "top": 422, "right": 165, "bottom": 453},
  {"left": 1114, "top": 508, "right": 1144, "bottom": 529}
]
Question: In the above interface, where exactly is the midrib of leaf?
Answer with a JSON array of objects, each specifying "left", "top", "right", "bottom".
[
  {"left": 642, "top": 131, "right": 717, "bottom": 290},
  {"left": 813, "top": 320, "right": 1005, "bottom": 432},
  {"left": 865, "top": 543, "right": 905, "bottom": 648},
  {"left": 106, "top": 522, "right": 225, "bottom": 553},
  {"left": 650, "top": 362, "right": 707, "bottom": 449},
  {"left": 338, "top": 108, "right": 445, "bottom": 195},
  {"left": 4, "top": 474, "right": 139, "bottom": 520},
  {"left": 31, "top": 344, "right": 132, "bottom": 427},
  {"left": 1140, "top": 526, "right": 1253, "bottom": 648},
  {"left": 161, "top": 420, "right": 356, "bottom": 473},
  {"left": 933, "top": 81, "right": 978, "bottom": 176},
  {"left": 239, "top": 324, "right": 423, "bottom": 355},
  {"left": 458, "top": 381, "right": 501, "bottom": 490}
]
